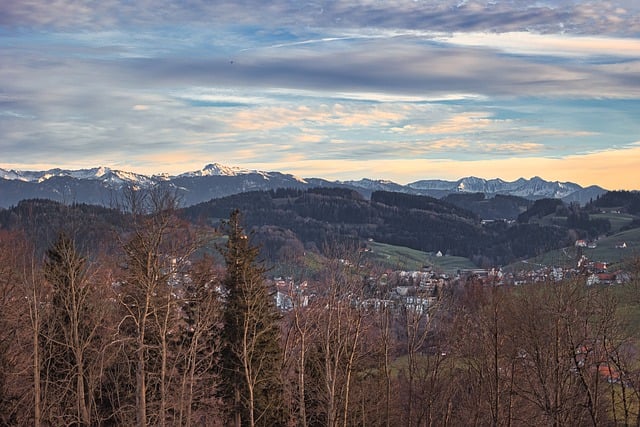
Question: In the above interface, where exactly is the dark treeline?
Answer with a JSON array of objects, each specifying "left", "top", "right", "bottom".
[
  {"left": 183, "top": 188, "right": 614, "bottom": 266},
  {"left": 591, "top": 190, "right": 640, "bottom": 214},
  {"left": 443, "top": 192, "right": 532, "bottom": 220},
  {"left": 1, "top": 189, "right": 640, "bottom": 426}
]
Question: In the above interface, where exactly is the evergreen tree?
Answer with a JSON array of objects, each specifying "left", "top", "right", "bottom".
[
  {"left": 219, "top": 209, "right": 284, "bottom": 427},
  {"left": 41, "top": 232, "right": 95, "bottom": 425}
]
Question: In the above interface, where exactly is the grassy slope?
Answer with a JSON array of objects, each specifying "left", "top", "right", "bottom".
[
  {"left": 591, "top": 212, "right": 637, "bottom": 233},
  {"left": 364, "top": 241, "right": 476, "bottom": 273},
  {"left": 508, "top": 227, "right": 640, "bottom": 270}
]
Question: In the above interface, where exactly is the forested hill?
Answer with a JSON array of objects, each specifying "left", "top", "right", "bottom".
[
  {"left": 182, "top": 188, "right": 571, "bottom": 266},
  {"left": 590, "top": 190, "right": 640, "bottom": 213},
  {"left": 3, "top": 188, "right": 633, "bottom": 267},
  {"left": 0, "top": 199, "right": 129, "bottom": 254},
  {"left": 442, "top": 193, "right": 533, "bottom": 220}
]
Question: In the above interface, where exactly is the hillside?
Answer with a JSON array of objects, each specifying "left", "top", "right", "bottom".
[
  {"left": 2, "top": 188, "right": 638, "bottom": 270},
  {"left": 182, "top": 188, "right": 577, "bottom": 267},
  {"left": 442, "top": 193, "right": 532, "bottom": 220}
]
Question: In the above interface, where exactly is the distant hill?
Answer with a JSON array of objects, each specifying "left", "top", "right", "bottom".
[
  {"left": 0, "top": 198, "right": 128, "bottom": 254},
  {"left": 2, "top": 188, "right": 638, "bottom": 269},
  {"left": 181, "top": 188, "right": 574, "bottom": 267},
  {"left": 589, "top": 190, "right": 640, "bottom": 214},
  {"left": 0, "top": 163, "right": 608, "bottom": 209},
  {"left": 442, "top": 193, "right": 532, "bottom": 220}
]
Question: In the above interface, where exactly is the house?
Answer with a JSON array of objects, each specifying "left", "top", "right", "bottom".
[
  {"left": 597, "top": 273, "right": 616, "bottom": 285},
  {"left": 598, "top": 365, "right": 621, "bottom": 384},
  {"left": 594, "top": 261, "right": 608, "bottom": 271}
]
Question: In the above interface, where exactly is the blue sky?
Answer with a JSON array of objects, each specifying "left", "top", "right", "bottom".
[{"left": 1, "top": 1, "right": 640, "bottom": 189}]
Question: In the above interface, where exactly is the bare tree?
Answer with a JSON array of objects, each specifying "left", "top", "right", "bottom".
[
  {"left": 450, "top": 279, "right": 517, "bottom": 427},
  {"left": 281, "top": 279, "right": 314, "bottom": 427},
  {"left": 303, "top": 246, "right": 369, "bottom": 427},
  {"left": 507, "top": 279, "right": 600, "bottom": 426},
  {"left": 0, "top": 231, "right": 37, "bottom": 425},
  {"left": 117, "top": 186, "right": 203, "bottom": 426}
]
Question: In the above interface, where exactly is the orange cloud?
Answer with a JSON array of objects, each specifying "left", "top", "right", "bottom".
[{"left": 393, "top": 112, "right": 504, "bottom": 135}]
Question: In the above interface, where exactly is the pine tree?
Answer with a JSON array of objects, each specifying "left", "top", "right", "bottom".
[
  {"left": 219, "top": 209, "right": 284, "bottom": 427},
  {"left": 41, "top": 232, "right": 95, "bottom": 425}
]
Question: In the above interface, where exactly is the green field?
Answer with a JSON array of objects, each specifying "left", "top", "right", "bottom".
[
  {"left": 531, "top": 212, "right": 637, "bottom": 234},
  {"left": 509, "top": 227, "right": 640, "bottom": 271},
  {"left": 363, "top": 241, "right": 476, "bottom": 273},
  {"left": 591, "top": 212, "right": 637, "bottom": 232}
]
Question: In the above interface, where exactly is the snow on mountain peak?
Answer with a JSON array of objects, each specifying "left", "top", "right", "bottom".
[
  {"left": 407, "top": 176, "right": 584, "bottom": 199},
  {"left": 0, "top": 166, "right": 156, "bottom": 188},
  {"left": 205, "top": 163, "right": 247, "bottom": 176},
  {"left": 0, "top": 167, "right": 25, "bottom": 181},
  {"left": 0, "top": 164, "right": 594, "bottom": 203},
  {"left": 180, "top": 163, "right": 254, "bottom": 178}
]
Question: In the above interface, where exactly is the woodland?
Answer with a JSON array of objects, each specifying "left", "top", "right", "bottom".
[{"left": 0, "top": 188, "right": 640, "bottom": 425}]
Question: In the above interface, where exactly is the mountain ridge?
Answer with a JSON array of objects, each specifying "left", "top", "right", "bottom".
[{"left": 0, "top": 162, "right": 609, "bottom": 209}]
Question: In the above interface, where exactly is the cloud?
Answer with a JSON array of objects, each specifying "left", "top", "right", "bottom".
[
  {"left": 393, "top": 112, "right": 500, "bottom": 135},
  {"left": 226, "top": 103, "right": 405, "bottom": 132},
  {"left": 1, "top": 0, "right": 639, "bottom": 191},
  {"left": 104, "top": 38, "right": 638, "bottom": 99},
  {"left": 441, "top": 32, "right": 640, "bottom": 58},
  {"left": 3, "top": 0, "right": 639, "bottom": 36}
]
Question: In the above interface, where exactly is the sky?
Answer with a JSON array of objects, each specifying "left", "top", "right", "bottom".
[{"left": 1, "top": 1, "right": 640, "bottom": 189}]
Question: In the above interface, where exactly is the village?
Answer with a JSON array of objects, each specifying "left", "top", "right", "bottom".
[{"left": 270, "top": 251, "right": 635, "bottom": 313}]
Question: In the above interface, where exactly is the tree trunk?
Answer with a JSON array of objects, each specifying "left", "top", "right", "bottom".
[
  {"left": 32, "top": 285, "right": 41, "bottom": 427},
  {"left": 137, "top": 352, "right": 147, "bottom": 427}
]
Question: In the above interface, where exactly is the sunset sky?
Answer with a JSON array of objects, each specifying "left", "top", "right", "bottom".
[{"left": 1, "top": 1, "right": 640, "bottom": 189}]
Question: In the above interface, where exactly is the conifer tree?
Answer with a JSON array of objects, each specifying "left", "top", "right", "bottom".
[
  {"left": 219, "top": 209, "right": 284, "bottom": 427},
  {"left": 41, "top": 232, "right": 98, "bottom": 426}
]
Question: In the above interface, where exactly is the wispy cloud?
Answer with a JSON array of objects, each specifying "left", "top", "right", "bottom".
[{"left": 441, "top": 32, "right": 640, "bottom": 58}]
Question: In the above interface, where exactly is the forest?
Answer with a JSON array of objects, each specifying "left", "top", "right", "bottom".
[
  {"left": 182, "top": 188, "right": 622, "bottom": 267},
  {"left": 1, "top": 187, "right": 640, "bottom": 426}
]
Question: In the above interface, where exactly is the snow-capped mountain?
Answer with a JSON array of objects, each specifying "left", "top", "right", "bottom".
[
  {"left": 407, "top": 176, "right": 583, "bottom": 199},
  {"left": 178, "top": 163, "right": 253, "bottom": 178},
  {"left": 339, "top": 178, "right": 411, "bottom": 194},
  {"left": 177, "top": 163, "right": 307, "bottom": 183},
  {"left": 0, "top": 166, "right": 156, "bottom": 187},
  {"left": 0, "top": 163, "right": 607, "bottom": 209}
]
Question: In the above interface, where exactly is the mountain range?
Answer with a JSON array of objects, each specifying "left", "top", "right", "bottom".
[{"left": 0, "top": 163, "right": 608, "bottom": 209}]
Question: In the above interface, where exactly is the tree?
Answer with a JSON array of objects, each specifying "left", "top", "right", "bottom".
[
  {"left": 174, "top": 255, "right": 224, "bottom": 426},
  {"left": 398, "top": 294, "right": 450, "bottom": 427},
  {"left": 281, "top": 279, "right": 314, "bottom": 427},
  {"left": 117, "top": 186, "right": 202, "bottom": 426},
  {"left": 40, "top": 232, "right": 106, "bottom": 426},
  {"left": 219, "top": 209, "right": 284, "bottom": 427},
  {"left": 303, "top": 245, "right": 368, "bottom": 427},
  {"left": 0, "top": 230, "right": 35, "bottom": 425},
  {"left": 450, "top": 279, "right": 517, "bottom": 427}
]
